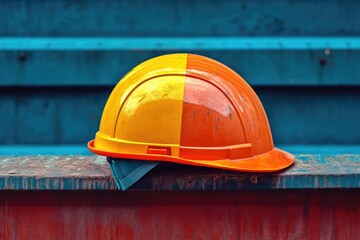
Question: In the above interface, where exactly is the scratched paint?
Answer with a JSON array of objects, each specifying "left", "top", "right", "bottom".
[{"left": 0, "top": 154, "right": 358, "bottom": 190}]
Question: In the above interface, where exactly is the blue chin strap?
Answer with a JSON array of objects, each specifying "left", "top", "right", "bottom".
[{"left": 107, "top": 157, "right": 160, "bottom": 190}]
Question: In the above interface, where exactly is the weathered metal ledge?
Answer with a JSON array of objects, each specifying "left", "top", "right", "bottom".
[{"left": 0, "top": 154, "right": 358, "bottom": 190}]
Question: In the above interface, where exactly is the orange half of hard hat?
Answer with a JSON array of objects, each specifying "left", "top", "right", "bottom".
[{"left": 88, "top": 53, "right": 295, "bottom": 172}]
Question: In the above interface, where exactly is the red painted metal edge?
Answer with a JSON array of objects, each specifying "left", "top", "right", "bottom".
[{"left": 0, "top": 190, "right": 358, "bottom": 239}]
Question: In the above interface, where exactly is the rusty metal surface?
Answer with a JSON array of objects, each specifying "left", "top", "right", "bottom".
[
  {"left": 0, "top": 190, "right": 358, "bottom": 239},
  {"left": 0, "top": 154, "right": 358, "bottom": 190},
  {"left": 0, "top": 155, "right": 116, "bottom": 190}
]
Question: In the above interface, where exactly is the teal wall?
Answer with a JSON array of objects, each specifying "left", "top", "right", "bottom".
[{"left": 0, "top": 0, "right": 360, "bottom": 152}]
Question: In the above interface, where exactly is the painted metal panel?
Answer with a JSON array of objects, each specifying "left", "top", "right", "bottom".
[
  {"left": 2, "top": 37, "right": 360, "bottom": 50},
  {"left": 1, "top": 145, "right": 360, "bottom": 156},
  {"left": 258, "top": 87, "right": 360, "bottom": 145},
  {"left": 1, "top": 87, "right": 360, "bottom": 144},
  {"left": 1, "top": 0, "right": 360, "bottom": 36},
  {"left": 0, "top": 190, "right": 358, "bottom": 239},
  {"left": 1, "top": 50, "right": 360, "bottom": 86},
  {"left": 0, "top": 87, "right": 108, "bottom": 144},
  {"left": 0, "top": 155, "right": 358, "bottom": 190},
  {"left": 0, "top": 95, "right": 15, "bottom": 144}
]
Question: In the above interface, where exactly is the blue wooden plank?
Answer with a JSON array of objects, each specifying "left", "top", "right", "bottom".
[
  {"left": 0, "top": 96, "right": 16, "bottom": 144},
  {"left": 0, "top": 155, "right": 358, "bottom": 190},
  {"left": 279, "top": 145, "right": 360, "bottom": 154},
  {"left": 1, "top": 50, "right": 360, "bottom": 86},
  {"left": 258, "top": 87, "right": 360, "bottom": 145},
  {"left": 1, "top": 0, "right": 360, "bottom": 36},
  {"left": 15, "top": 95, "right": 58, "bottom": 144},
  {"left": 0, "top": 87, "right": 107, "bottom": 144},
  {"left": 0, "top": 145, "right": 359, "bottom": 156},
  {"left": 0, "top": 145, "right": 90, "bottom": 155},
  {"left": 0, "top": 87, "right": 360, "bottom": 145},
  {"left": 1, "top": 37, "right": 360, "bottom": 50}
]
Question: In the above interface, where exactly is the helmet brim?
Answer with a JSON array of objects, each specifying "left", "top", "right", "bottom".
[{"left": 89, "top": 140, "right": 294, "bottom": 172}]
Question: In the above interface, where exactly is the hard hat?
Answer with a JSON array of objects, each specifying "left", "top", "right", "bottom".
[{"left": 88, "top": 53, "right": 295, "bottom": 189}]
